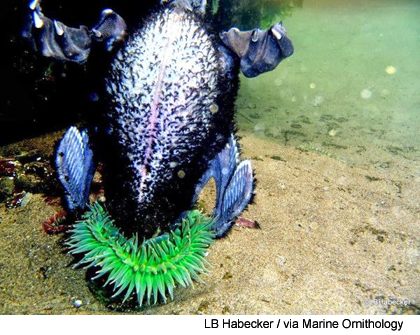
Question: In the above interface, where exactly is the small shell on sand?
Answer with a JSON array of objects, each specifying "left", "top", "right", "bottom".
[
  {"left": 73, "top": 300, "right": 82, "bottom": 308},
  {"left": 329, "top": 129, "right": 337, "bottom": 137}
]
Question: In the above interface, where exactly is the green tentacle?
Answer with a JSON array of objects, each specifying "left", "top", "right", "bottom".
[{"left": 67, "top": 203, "right": 215, "bottom": 306}]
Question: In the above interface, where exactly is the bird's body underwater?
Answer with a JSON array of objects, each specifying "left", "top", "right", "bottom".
[
  {"left": 101, "top": 7, "right": 237, "bottom": 237},
  {"left": 24, "top": 0, "right": 294, "bottom": 238},
  {"left": 23, "top": 0, "right": 294, "bottom": 306}
]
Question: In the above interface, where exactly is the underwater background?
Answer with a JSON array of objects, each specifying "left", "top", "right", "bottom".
[{"left": 0, "top": 0, "right": 419, "bottom": 314}]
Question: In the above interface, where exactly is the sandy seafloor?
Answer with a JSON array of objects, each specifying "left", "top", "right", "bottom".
[
  {"left": 1, "top": 0, "right": 419, "bottom": 315},
  {"left": 0, "top": 131, "right": 419, "bottom": 315}
]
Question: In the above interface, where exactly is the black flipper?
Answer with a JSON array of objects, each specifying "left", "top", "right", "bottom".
[
  {"left": 194, "top": 135, "right": 254, "bottom": 237},
  {"left": 220, "top": 22, "right": 294, "bottom": 78},
  {"left": 22, "top": 0, "right": 127, "bottom": 64},
  {"left": 56, "top": 127, "right": 95, "bottom": 210}
]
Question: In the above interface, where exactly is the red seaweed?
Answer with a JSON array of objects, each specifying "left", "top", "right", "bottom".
[
  {"left": 42, "top": 212, "right": 70, "bottom": 234},
  {"left": 0, "top": 159, "right": 19, "bottom": 176},
  {"left": 235, "top": 217, "right": 261, "bottom": 229}
]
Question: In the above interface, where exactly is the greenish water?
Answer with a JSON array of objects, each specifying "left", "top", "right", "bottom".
[{"left": 237, "top": 0, "right": 420, "bottom": 171}]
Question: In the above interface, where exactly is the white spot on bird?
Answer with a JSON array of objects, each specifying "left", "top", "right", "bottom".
[{"left": 210, "top": 103, "right": 219, "bottom": 114}]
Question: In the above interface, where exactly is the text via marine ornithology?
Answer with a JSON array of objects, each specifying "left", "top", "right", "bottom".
[{"left": 204, "top": 318, "right": 404, "bottom": 331}]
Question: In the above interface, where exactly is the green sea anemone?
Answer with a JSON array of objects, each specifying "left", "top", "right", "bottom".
[{"left": 67, "top": 203, "right": 215, "bottom": 306}]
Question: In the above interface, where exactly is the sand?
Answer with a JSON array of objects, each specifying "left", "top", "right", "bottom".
[{"left": 0, "top": 131, "right": 418, "bottom": 315}]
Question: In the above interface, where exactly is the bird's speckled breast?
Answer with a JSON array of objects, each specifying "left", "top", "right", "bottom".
[
  {"left": 102, "top": 7, "right": 224, "bottom": 235},
  {"left": 106, "top": 8, "right": 220, "bottom": 203}
]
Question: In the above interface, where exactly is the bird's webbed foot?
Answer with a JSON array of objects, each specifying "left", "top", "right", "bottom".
[
  {"left": 220, "top": 22, "right": 294, "bottom": 78},
  {"left": 22, "top": 0, "right": 127, "bottom": 64},
  {"left": 193, "top": 135, "right": 255, "bottom": 237},
  {"left": 56, "top": 127, "right": 95, "bottom": 211}
]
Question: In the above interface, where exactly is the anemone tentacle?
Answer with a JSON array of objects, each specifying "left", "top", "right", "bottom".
[{"left": 67, "top": 203, "right": 215, "bottom": 306}]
